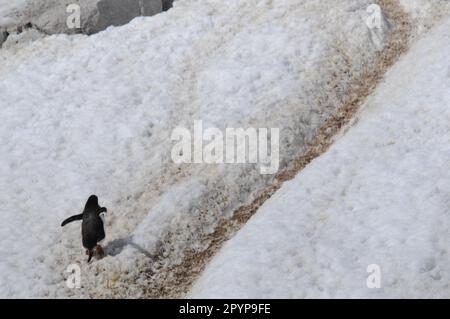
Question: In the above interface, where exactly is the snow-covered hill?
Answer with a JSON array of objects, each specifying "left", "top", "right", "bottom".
[
  {"left": 1, "top": 0, "right": 390, "bottom": 298},
  {"left": 190, "top": 13, "right": 450, "bottom": 299},
  {"left": 2, "top": 0, "right": 448, "bottom": 299}
]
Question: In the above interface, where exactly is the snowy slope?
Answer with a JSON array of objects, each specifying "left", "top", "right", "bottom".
[
  {"left": 190, "top": 15, "right": 450, "bottom": 298},
  {"left": 0, "top": 0, "right": 385, "bottom": 298}
]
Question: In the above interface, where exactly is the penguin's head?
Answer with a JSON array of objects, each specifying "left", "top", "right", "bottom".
[{"left": 85, "top": 195, "right": 99, "bottom": 210}]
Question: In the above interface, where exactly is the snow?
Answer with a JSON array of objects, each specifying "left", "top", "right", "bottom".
[
  {"left": 189, "top": 15, "right": 450, "bottom": 298},
  {"left": 399, "top": 0, "right": 450, "bottom": 35},
  {"left": 400, "top": 0, "right": 449, "bottom": 18},
  {"left": 0, "top": 0, "right": 384, "bottom": 297}
]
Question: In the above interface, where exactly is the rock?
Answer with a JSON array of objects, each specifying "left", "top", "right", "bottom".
[
  {"left": 87, "top": 0, "right": 163, "bottom": 34},
  {"left": 162, "top": 0, "right": 174, "bottom": 11},
  {"left": 1, "top": 0, "right": 165, "bottom": 45},
  {"left": 0, "top": 29, "right": 9, "bottom": 46}
]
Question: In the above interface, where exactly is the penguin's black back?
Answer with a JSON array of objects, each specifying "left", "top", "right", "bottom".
[
  {"left": 82, "top": 214, "right": 105, "bottom": 250},
  {"left": 81, "top": 195, "right": 106, "bottom": 250}
]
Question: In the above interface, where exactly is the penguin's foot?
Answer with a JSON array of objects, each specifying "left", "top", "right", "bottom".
[
  {"left": 95, "top": 245, "right": 105, "bottom": 258},
  {"left": 87, "top": 250, "right": 94, "bottom": 263}
]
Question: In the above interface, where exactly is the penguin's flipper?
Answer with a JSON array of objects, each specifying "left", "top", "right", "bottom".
[{"left": 61, "top": 214, "right": 83, "bottom": 227}]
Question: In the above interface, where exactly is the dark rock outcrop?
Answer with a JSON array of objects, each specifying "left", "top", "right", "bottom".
[
  {"left": 162, "top": 0, "right": 174, "bottom": 11},
  {"left": 86, "top": 0, "right": 163, "bottom": 34}
]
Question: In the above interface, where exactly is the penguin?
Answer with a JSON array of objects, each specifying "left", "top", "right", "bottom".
[{"left": 61, "top": 195, "right": 107, "bottom": 262}]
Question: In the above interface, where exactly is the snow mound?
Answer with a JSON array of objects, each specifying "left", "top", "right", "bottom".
[{"left": 190, "top": 15, "right": 450, "bottom": 298}]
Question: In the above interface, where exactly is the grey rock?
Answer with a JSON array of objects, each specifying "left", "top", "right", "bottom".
[
  {"left": 87, "top": 0, "right": 163, "bottom": 34},
  {"left": 162, "top": 0, "right": 174, "bottom": 11},
  {"left": 0, "top": 29, "right": 9, "bottom": 44},
  {"left": 1, "top": 0, "right": 166, "bottom": 46}
]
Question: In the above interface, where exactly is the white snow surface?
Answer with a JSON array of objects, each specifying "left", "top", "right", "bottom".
[
  {"left": 190, "top": 15, "right": 450, "bottom": 298},
  {"left": 0, "top": 0, "right": 385, "bottom": 298}
]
